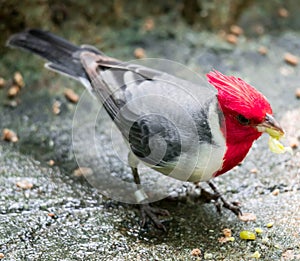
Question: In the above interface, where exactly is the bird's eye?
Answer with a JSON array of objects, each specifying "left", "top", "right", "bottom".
[{"left": 237, "top": 114, "right": 250, "bottom": 125}]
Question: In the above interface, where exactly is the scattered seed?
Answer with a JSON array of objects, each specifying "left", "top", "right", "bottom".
[
  {"left": 218, "top": 236, "right": 235, "bottom": 243},
  {"left": 16, "top": 180, "right": 33, "bottom": 190},
  {"left": 284, "top": 53, "right": 298, "bottom": 66},
  {"left": 73, "top": 167, "right": 93, "bottom": 177},
  {"left": 266, "top": 222, "right": 274, "bottom": 228},
  {"left": 289, "top": 137, "right": 299, "bottom": 149},
  {"left": 13, "top": 71, "right": 25, "bottom": 88},
  {"left": 52, "top": 100, "right": 61, "bottom": 115},
  {"left": 272, "top": 188, "right": 280, "bottom": 196},
  {"left": 2, "top": 128, "right": 18, "bottom": 143},
  {"left": 255, "top": 228, "right": 263, "bottom": 234},
  {"left": 47, "top": 212, "right": 56, "bottom": 217},
  {"left": 222, "top": 228, "right": 232, "bottom": 237},
  {"left": 251, "top": 251, "right": 261, "bottom": 259},
  {"left": 258, "top": 46, "right": 268, "bottom": 55},
  {"left": 278, "top": 7, "right": 289, "bottom": 18},
  {"left": 250, "top": 168, "right": 258, "bottom": 174},
  {"left": 191, "top": 248, "right": 201, "bottom": 257},
  {"left": 219, "top": 228, "right": 234, "bottom": 244},
  {"left": 230, "top": 25, "right": 243, "bottom": 36},
  {"left": 47, "top": 160, "right": 55, "bottom": 166},
  {"left": 0, "top": 77, "right": 6, "bottom": 88},
  {"left": 134, "top": 48, "right": 146, "bottom": 59},
  {"left": 239, "top": 212, "right": 257, "bottom": 222},
  {"left": 7, "top": 85, "right": 20, "bottom": 98},
  {"left": 226, "top": 34, "right": 238, "bottom": 45},
  {"left": 64, "top": 88, "right": 79, "bottom": 103},
  {"left": 240, "top": 230, "right": 256, "bottom": 240},
  {"left": 143, "top": 18, "right": 155, "bottom": 31},
  {"left": 295, "top": 88, "right": 300, "bottom": 99}
]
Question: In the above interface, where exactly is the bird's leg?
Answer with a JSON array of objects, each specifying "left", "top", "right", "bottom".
[
  {"left": 128, "top": 152, "right": 169, "bottom": 230},
  {"left": 206, "top": 180, "right": 242, "bottom": 216}
]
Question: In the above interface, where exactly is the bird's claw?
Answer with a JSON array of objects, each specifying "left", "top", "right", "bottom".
[
  {"left": 196, "top": 181, "right": 242, "bottom": 217},
  {"left": 200, "top": 189, "right": 241, "bottom": 216},
  {"left": 139, "top": 204, "right": 170, "bottom": 231},
  {"left": 218, "top": 199, "right": 242, "bottom": 216}
]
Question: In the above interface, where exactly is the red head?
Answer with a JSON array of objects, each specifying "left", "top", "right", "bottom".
[{"left": 206, "top": 70, "right": 282, "bottom": 176}]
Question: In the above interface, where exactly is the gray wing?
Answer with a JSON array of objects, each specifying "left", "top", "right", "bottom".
[{"left": 80, "top": 52, "right": 216, "bottom": 167}]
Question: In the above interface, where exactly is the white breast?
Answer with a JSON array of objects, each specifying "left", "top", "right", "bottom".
[
  {"left": 187, "top": 99, "right": 226, "bottom": 182},
  {"left": 151, "top": 99, "right": 227, "bottom": 183}
]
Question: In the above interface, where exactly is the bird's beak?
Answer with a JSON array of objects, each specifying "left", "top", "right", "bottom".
[{"left": 256, "top": 113, "right": 285, "bottom": 139}]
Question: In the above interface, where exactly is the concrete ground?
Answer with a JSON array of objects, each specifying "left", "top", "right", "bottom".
[{"left": 0, "top": 26, "right": 299, "bottom": 260}]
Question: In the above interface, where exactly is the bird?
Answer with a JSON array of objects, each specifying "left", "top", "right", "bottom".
[{"left": 7, "top": 29, "right": 284, "bottom": 230}]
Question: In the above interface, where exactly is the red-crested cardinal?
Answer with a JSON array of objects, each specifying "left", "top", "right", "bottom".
[{"left": 7, "top": 29, "right": 284, "bottom": 230}]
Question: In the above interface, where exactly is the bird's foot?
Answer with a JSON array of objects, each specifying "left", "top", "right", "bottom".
[
  {"left": 218, "top": 198, "right": 241, "bottom": 216},
  {"left": 197, "top": 181, "right": 242, "bottom": 216},
  {"left": 139, "top": 204, "right": 170, "bottom": 231}
]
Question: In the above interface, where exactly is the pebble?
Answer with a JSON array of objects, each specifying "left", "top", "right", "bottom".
[
  {"left": 250, "top": 168, "right": 258, "bottom": 174},
  {"left": 295, "top": 88, "right": 300, "bottom": 99},
  {"left": 289, "top": 137, "right": 299, "bottom": 149},
  {"left": 191, "top": 248, "right": 201, "bottom": 257},
  {"left": 230, "top": 25, "right": 243, "bottom": 36},
  {"left": 47, "top": 212, "right": 56, "bottom": 218},
  {"left": 64, "top": 88, "right": 79, "bottom": 103},
  {"left": 0, "top": 77, "right": 6, "bottom": 88},
  {"left": 226, "top": 34, "right": 238, "bottom": 45},
  {"left": 47, "top": 160, "right": 55, "bottom": 166},
  {"left": 16, "top": 180, "right": 33, "bottom": 190},
  {"left": 7, "top": 85, "right": 20, "bottom": 98},
  {"left": 52, "top": 100, "right": 61, "bottom": 115},
  {"left": 284, "top": 53, "right": 298, "bottom": 66},
  {"left": 73, "top": 167, "right": 93, "bottom": 177},
  {"left": 13, "top": 71, "right": 25, "bottom": 88},
  {"left": 222, "top": 228, "right": 232, "bottom": 237},
  {"left": 272, "top": 188, "right": 280, "bottom": 196},
  {"left": 2, "top": 128, "right": 18, "bottom": 143},
  {"left": 278, "top": 7, "right": 289, "bottom": 18},
  {"left": 0, "top": 253, "right": 4, "bottom": 259},
  {"left": 134, "top": 48, "right": 146, "bottom": 59}
]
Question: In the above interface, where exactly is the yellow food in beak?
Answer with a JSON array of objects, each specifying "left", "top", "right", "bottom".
[
  {"left": 265, "top": 127, "right": 284, "bottom": 140},
  {"left": 268, "top": 136, "right": 293, "bottom": 154},
  {"left": 257, "top": 114, "right": 292, "bottom": 155}
]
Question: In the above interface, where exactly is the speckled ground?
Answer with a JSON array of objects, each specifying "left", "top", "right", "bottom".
[{"left": 0, "top": 25, "right": 300, "bottom": 260}]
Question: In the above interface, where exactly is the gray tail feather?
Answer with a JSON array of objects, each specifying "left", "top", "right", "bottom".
[{"left": 7, "top": 29, "right": 94, "bottom": 80}]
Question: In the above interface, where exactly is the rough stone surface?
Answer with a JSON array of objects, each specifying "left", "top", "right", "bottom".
[{"left": 1, "top": 14, "right": 300, "bottom": 261}]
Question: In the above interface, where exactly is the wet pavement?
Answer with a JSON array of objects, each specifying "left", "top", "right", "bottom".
[{"left": 0, "top": 29, "right": 300, "bottom": 260}]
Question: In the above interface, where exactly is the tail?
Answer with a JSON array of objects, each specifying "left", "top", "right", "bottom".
[{"left": 7, "top": 29, "right": 101, "bottom": 81}]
